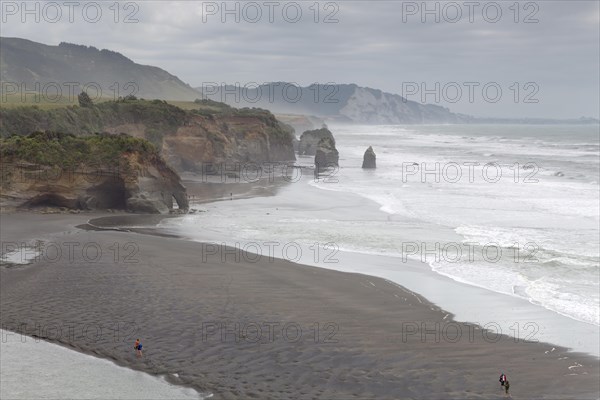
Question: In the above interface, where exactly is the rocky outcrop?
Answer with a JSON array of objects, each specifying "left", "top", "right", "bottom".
[
  {"left": 160, "top": 113, "right": 295, "bottom": 174},
  {"left": 123, "top": 153, "right": 189, "bottom": 213},
  {"left": 0, "top": 132, "right": 188, "bottom": 214},
  {"left": 100, "top": 113, "right": 296, "bottom": 175},
  {"left": 298, "top": 128, "right": 335, "bottom": 156},
  {"left": 362, "top": 146, "right": 376, "bottom": 169},
  {"left": 0, "top": 100, "right": 296, "bottom": 176},
  {"left": 315, "top": 137, "right": 339, "bottom": 169}
]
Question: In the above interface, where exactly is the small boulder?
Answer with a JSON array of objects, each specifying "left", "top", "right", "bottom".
[{"left": 362, "top": 146, "right": 376, "bottom": 169}]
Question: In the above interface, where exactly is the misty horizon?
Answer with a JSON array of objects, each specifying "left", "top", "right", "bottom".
[{"left": 1, "top": 1, "right": 599, "bottom": 119}]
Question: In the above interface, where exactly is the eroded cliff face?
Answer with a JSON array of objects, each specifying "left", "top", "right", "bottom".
[
  {"left": 161, "top": 114, "right": 295, "bottom": 173},
  {"left": 0, "top": 133, "right": 188, "bottom": 214},
  {"left": 1, "top": 100, "right": 297, "bottom": 175},
  {"left": 198, "top": 83, "right": 471, "bottom": 124},
  {"left": 338, "top": 86, "right": 470, "bottom": 124},
  {"left": 1, "top": 155, "right": 188, "bottom": 214},
  {"left": 122, "top": 152, "right": 189, "bottom": 213},
  {"left": 102, "top": 114, "right": 295, "bottom": 173}
]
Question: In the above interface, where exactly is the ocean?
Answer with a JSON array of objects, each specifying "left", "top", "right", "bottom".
[
  {"left": 310, "top": 124, "right": 600, "bottom": 326},
  {"left": 160, "top": 124, "right": 600, "bottom": 355}
]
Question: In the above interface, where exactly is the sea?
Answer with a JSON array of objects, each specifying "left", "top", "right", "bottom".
[
  {"left": 310, "top": 124, "right": 600, "bottom": 327},
  {"left": 161, "top": 124, "right": 600, "bottom": 355}
]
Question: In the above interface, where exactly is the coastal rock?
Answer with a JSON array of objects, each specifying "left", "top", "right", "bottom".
[
  {"left": 0, "top": 99, "right": 296, "bottom": 176},
  {"left": 315, "top": 137, "right": 339, "bottom": 169},
  {"left": 123, "top": 154, "right": 189, "bottom": 213},
  {"left": 362, "top": 146, "right": 376, "bottom": 169},
  {"left": 298, "top": 128, "right": 336, "bottom": 156},
  {"left": 0, "top": 132, "right": 189, "bottom": 214},
  {"left": 160, "top": 113, "right": 295, "bottom": 174}
]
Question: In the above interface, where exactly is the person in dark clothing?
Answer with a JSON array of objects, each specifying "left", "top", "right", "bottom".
[
  {"left": 499, "top": 373, "right": 507, "bottom": 387},
  {"left": 504, "top": 380, "right": 510, "bottom": 397}
]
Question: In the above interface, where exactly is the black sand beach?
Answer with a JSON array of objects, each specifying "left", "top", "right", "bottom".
[{"left": 1, "top": 210, "right": 599, "bottom": 399}]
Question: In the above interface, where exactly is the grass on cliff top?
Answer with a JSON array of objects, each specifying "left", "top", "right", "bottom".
[
  {"left": 1, "top": 95, "right": 229, "bottom": 113},
  {"left": 0, "top": 97, "right": 188, "bottom": 138},
  {"left": 299, "top": 127, "right": 334, "bottom": 141},
  {"left": 0, "top": 131, "right": 158, "bottom": 168},
  {"left": 1, "top": 96, "right": 296, "bottom": 143}
]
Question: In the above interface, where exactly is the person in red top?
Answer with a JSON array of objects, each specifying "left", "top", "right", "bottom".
[{"left": 134, "top": 339, "right": 142, "bottom": 357}]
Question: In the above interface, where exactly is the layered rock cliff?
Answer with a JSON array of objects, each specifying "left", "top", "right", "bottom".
[
  {"left": 0, "top": 99, "right": 296, "bottom": 174},
  {"left": 0, "top": 132, "right": 188, "bottom": 213},
  {"left": 160, "top": 112, "right": 295, "bottom": 173}
]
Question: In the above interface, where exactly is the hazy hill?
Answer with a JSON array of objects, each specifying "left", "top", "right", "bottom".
[
  {"left": 0, "top": 37, "right": 200, "bottom": 101},
  {"left": 3, "top": 38, "right": 594, "bottom": 125},
  {"left": 196, "top": 82, "right": 473, "bottom": 124}
]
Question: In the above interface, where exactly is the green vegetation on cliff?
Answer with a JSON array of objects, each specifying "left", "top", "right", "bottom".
[
  {"left": 0, "top": 131, "right": 158, "bottom": 168},
  {"left": 0, "top": 130, "right": 189, "bottom": 213},
  {"left": 300, "top": 128, "right": 336, "bottom": 144},
  {"left": 0, "top": 97, "right": 187, "bottom": 147},
  {"left": 0, "top": 97, "right": 295, "bottom": 143},
  {"left": 188, "top": 99, "right": 295, "bottom": 139},
  {"left": 1, "top": 96, "right": 297, "bottom": 173}
]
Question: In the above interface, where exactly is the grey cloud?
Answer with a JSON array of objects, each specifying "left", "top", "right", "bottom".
[{"left": 1, "top": 0, "right": 598, "bottom": 118}]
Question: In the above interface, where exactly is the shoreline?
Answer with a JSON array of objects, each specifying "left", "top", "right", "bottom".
[
  {"left": 158, "top": 175, "right": 600, "bottom": 358},
  {"left": 0, "top": 329, "right": 206, "bottom": 400},
  {"left": 43, "top": 209, "right": 600, "bottom": 353},
  {"left": 1, "top": 184, "right": 599, "bottom": 398}
]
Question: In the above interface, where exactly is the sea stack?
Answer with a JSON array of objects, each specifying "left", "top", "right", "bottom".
[
  {"left": 362, "top": 146, "right": 376, "bottom": 169},
  {"left": 298, "top": 127, "right": 336, "bottom": 156},
  {"left": 315, "top": 137, "right": 339, "bottom": 170}
]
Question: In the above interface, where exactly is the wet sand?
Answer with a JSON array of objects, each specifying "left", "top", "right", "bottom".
[
  {"left": 1, "top": 212, "right": 599, "bottom": 399},
  {"left": 0, "top": 329, "right": 203, "bottom": 400}
]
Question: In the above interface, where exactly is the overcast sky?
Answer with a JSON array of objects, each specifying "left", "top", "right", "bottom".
[{"left": 2, "top": 0, "right": 599, "bottom": 118}]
